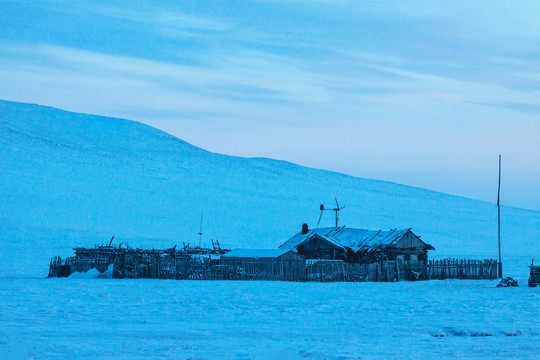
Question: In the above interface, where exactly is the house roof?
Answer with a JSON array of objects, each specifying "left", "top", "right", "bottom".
[
  {"left": 279, "top": 226, "right": 433, "bottom": 252},
  {"left": 221, "top": 248, "right": 293, "bottom": 259}
]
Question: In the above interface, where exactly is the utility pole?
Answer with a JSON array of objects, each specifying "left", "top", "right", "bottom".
[{"left": 497, "top": 155, "right": 502, "bottom": 278}]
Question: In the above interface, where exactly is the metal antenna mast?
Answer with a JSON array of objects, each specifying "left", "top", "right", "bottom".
[
  {"left": 497, "top": 155, "right": 502, "bottom": 278},
  {"left": 317, "top": 197, "right": 345, "bottom": 227},
  {"left": 198, "top": 214, "right": 203, "bottom": 248}
]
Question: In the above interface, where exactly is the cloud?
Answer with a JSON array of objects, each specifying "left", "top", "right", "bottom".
[
  {"left": 468, "top": 100, "right": 540, "bottom": 114},
  {"left": 1, "top": 41, "right": 539, "bottom": 126},
  {"left": 0, "top": 43, "right": 330, "bottom": 126},
  {"left": 92, "top": 4, "right": 233, "bottom": 38}
]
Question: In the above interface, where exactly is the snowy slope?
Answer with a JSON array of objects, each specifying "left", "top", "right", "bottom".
[{"left": 1, "top": 99, "right": 539, "bottom": 277}]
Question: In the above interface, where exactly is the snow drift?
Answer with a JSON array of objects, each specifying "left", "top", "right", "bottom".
[
  {"left": 69, "top": 264, "right": 113, "bottom": 279},
  {"left": 1, "top": 99, "right": 539, "bottom": 277}
]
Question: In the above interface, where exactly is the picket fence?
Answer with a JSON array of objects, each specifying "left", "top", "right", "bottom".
[{"left": 304, "top": 258, "right": 498, "bottom": 282}]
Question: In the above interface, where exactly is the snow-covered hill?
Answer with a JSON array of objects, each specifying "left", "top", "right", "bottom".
[{"left": 1, "top": 100, "right": 539, "bottom": 277}]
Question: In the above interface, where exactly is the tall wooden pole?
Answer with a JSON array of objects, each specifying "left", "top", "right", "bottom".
[{"left": 497, "top": 155, "right": 502, "bottom": 278}]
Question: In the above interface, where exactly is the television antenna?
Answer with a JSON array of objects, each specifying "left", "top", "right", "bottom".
[{"left": 317, "top": 197, "right": 345, "bottom": 228}]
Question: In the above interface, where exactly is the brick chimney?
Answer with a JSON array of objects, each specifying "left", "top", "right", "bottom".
[{"left": 302, "top": 223, "right": 309, "bottom": 234}]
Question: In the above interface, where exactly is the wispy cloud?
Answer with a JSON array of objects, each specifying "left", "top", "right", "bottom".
[
  {"left": 91, "top": 4, "right": 233, "bottom": 36},
  {"left": 0, "top": 43, "right": 329, "bottom": 123},
  {"left": 2, "top": 40, "right": 540, "bottom": 124},
  {"left": 468, "top": 100, "right": 540, "bottom": 114}
]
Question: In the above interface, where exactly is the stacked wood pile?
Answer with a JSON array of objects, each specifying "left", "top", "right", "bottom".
[{"left": 48, "top": 240, "right": 230, "bottom": 279}]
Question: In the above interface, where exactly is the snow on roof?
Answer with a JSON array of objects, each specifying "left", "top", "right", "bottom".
[
  {"left": 222, "top": 248, "right": 292, "bottom": 259},
  {"left": 279, "top": 226, "right": 421, "bottom": 252}
]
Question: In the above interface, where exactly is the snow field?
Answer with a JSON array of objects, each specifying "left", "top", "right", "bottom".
[{"left": 0, "top": 276, "right": 538, "bottom": 359}]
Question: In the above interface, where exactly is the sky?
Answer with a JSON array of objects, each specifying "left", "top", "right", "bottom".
[{"left": 1, "top": 0, "right": 539, "bottom": 210}]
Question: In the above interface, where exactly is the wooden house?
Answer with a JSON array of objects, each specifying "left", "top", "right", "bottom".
[
  {"left": 221, "top": 248, "right": 306, "bottom": 281},
  {"left": 279, "top": 225, "right": 434, "bottom": 264}
]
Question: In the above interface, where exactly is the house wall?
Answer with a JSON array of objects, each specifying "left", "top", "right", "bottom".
[
  {"left": 394, "top": 231, "right": 425, "bottom": 249},
  {"left": 278, "top": 252, "right": 306, "bottom": 281},
  {"left": 296, "top": 237, "right": 346, "bottom": 261},
  {"left": 386, "top": 249, "right": 426, "bottom": 262},
  {"left": 391, "top": 231, "right": 429, "bottom": 262}
]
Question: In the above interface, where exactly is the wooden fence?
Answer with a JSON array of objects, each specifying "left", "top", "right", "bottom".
[
  {"left": 50, "top": 253, "right": 499, "bottom": 282},
  {"left": 426, "top": 259, "right": 498, "bottom": 280},
  {"left": 221, "top": 254, "right": 306, "bottom": 281},
  {"left": 305, "top": 258, "right": 499, "bottom": 282},
  {"left": 306, "top": 260, "right": 426, "bottom": 282}
]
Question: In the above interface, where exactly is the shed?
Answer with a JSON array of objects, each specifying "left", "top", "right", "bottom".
[
  {"left": 280, "top": 226, "right": 434, "bottom": 264},
  {"left": 221, "top": 248, "right": 306, "bottom": 281}
]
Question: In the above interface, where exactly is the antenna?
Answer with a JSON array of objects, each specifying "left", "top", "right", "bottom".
[
  {"left": 497, "top": 155, "right": 502, "bottom": 278},
  {"left": 198, "top": 214, "right": 203, "bottom": 248},
  {"left": 317, "top": 197, "right": 346, "bottom": 227}
]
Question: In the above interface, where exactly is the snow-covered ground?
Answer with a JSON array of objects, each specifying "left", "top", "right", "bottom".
[
  {"left": 1, "top": 273, "right": 539, "bottom": 360},
  {"left": 1, "top": 100, "right": 540, "bottom": 359}
]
